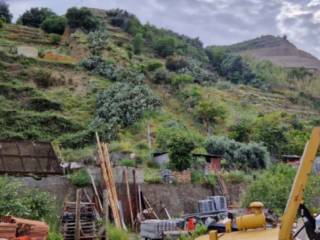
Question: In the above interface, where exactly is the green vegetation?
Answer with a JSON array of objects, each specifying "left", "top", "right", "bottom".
[
  {"left": 18, "top": 7, "right": 56, "bottom": 28},
  {"left": 0, "top": 1, "right": 12, "bottom": 23},
  {"left": 132, "top": 33, "right": 143, "bottom": 54},
  {"left": 204, "top": 136, "right": 269, "bottom": 170},
  {"left": 66, "top": 7, "right": 99, "bottom": 32},
  {"left": 242, "top": 164, "right": 320, "bottom": 215},
  {"left": 41, "top": 16, "right": 66, "bottom": 34},
  {"left": 49, "top": 34, "right": 61, "bottom": 45},
  {"left": 0, "top": 177, "right": 57, "bottom": 222},
  {"left": 108, "top": 223, "right": 129, "bottom": 240},
  {"left": 68, "top": 169, "right": 91, "bottom": 187},
  {"left": 0, "top": 6, "right": 319, "bottom": 173}
]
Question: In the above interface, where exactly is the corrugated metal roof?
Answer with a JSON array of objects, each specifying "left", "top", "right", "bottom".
[{"left": 0, "top": 140, "right": 63, "bottom": 175}]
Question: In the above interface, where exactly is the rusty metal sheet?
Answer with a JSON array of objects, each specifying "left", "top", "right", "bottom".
[{"left": 0, "top": 140, "right": 63, "bottom": 175}]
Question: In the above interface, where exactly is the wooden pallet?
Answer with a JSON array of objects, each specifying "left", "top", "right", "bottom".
[{"left": 62, "top": 201, "right": 98, "bottom": 240}]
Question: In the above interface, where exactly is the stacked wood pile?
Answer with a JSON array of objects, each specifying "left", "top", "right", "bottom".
[
  {"left": 62, "top": 202, "right": 97, "bottom": 240},
  {"left": 0, "top": 222, "right": 17, "bottom": 239},
  {"left": 0, "top": 216, "right": 48, "bottom": 240},
  {"left": 96, "top": 133, "right": 123, "bottom": 229}
]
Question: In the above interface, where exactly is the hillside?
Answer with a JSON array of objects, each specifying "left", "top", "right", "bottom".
[
  {"left": 1, "top": 7, "right": 320, "bottom": 166},
  {"left": 220, "top": 35, "right": 320, "bottom": 70}
]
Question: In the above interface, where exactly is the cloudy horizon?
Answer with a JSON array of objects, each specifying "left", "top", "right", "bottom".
[{"left": 5, "top": 0, "right": 320, "bottom": 58}]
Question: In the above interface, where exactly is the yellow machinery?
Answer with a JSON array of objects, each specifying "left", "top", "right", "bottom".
[{"left": 196, "top": 127, "right": 320, "bottom": 240}]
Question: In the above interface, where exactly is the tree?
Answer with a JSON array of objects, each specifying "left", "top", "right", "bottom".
[
  {"left": 154, "top": 37, "right": 176, "bottom": 57},
  {"left": 40, "top": 16, "right": 66, "bottom": 34},
  {"left": 93, "top": 82, "right": 161, "bottom": 140},
  {"left": 132, "top": 33, "right": 143, "bottom": 54},
  {"left": 18, "top": 7, "right": 56, "bottom": 28},
  {"left": 0, "top": 0, "right": 12, "bottom": 23},
  {"left": 167, "top": 131, "right": 196, "bottom": 171},
  {"left": 66, "top": 7, "right": 98, "bottom": 32},
  {"left": 195, "top": 100, "right": 227, "bottom": 133},
  {"left": 242, "top": 164, "right": 320, "bottom": 215},
  {"left": 229, "top": 118, "right": 253, "bottom": 142}
]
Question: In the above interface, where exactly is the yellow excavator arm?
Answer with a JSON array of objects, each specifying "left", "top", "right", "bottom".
[{"left": 279, "top": 127, "right": 320, "bottom": 240}]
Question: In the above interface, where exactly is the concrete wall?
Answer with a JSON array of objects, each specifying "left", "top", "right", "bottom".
[{"left": 141, "top": 184, "right": 214, "bottom": 218}]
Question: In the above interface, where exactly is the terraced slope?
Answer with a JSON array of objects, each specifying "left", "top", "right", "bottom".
[{"left": 222, "top": 35, "right": 320, "bottom": 70}]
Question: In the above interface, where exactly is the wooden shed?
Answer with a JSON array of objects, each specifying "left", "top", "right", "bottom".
[{"left": 193, "top": 153, "right": 222, "bottom": 172}]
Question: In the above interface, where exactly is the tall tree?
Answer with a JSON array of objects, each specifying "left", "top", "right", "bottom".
[{"left": 0, "top": 0, "right": 12, "bottom": 23}]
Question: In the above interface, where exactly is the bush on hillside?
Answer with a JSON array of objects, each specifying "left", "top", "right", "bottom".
[
  {"left": 204, "top": 136, "right": 269, "bottom": 170},
  {"left": 92, "top": 82, "right": 161, "bottom": 140},
  {"left": 26, "top": 97, "right": 62, "bottom": 112},
  {"left": 154, "top": 37, "right": 176, "bottom": 57},
  {"left": 0, "top": 0, "right": 12, "bottom": 23},
  {"left": 66, "top": 7, "right": 99, "bottom": 32},
  {"left": 194, "top": 100, "right": 227, "bottom": 132},
  {"left": 220, "top": 54, "right": 257, "bottom": 85},
  {"left": 18, "top": 7, "right": 56, "bottom": 28},
  {"left": 166, "top": 56, "right": 188, "bottom": 71},
  {"left": 107, "top": 9, "right": 143, "bottom": 35},
  {"left": 132, "top": 33, "right": 143, "bottom": 54},
  {"left": 40, "top": 16, "right": 66, "bottom": 34},
  {"left": 146, "top": 60, "right": 163, "bottom": 72},
  {"left": 49, "top": 34, "right": 61, "bottom": 45},
  {"left": 151, "top": 68, "right": 171, "bottom": 84},
  {"left": 171, "top": 74, "right": 193, "bottom": 88},
  {"left": 79, "top": 56, "right": 118, "bottom": 80},
  {"left": 87, "top": 29, "right": 108, "bottom": 55},
  {"left": 228, "top": 118, "right": 253, "bottom": 143},
  {"left": 233, "top": 142, "right": 269, "bottom": 169}
]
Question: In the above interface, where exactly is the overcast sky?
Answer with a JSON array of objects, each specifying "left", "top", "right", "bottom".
[{"left": 5, "top": 0, "right": 320, "bottom": 58}]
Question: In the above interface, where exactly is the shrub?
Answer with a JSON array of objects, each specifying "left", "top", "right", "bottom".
[
  {"left": 66, "top": 7, "right": 99, "bottom": 32},
  {"left": 171, "top": 74, "right": 193, "bottom": 88},
  {"left": 68, "top": 169, "right": 91, "bottom": 187},
  {"left": 194, "top": 100, "right": 227, "bottom": 132},
  {"left": 108, "top": 223, "right": 129, "bottom": 240},
  {"left": 223, "top": 170, "right": 248, "bottom": 184},
  {"left": 154, "top": 37, "right": 176, "bottom": 57},
  {"left": 107, "top": 9, "right": 142, "bottom": 35},
  {"left": 18, "top": 7, "right": 56, "bottom": 28},
  {"left": 204, "top": 136, "right": 269, "bottom": 170},
  {"left": 41, "top": 16, "right": 66, "bottom": 34},
  {"left": 119, "top": 159, "right": 135, "bottom": 167},
  {"left": 228, "top": 118, "right": 253, "bottom": 142},
  {"left": 132, "top": 33, "right": 143, "bottom": 54},
  {"left": 166, "top": 56, "right": 188, "bottom": 71},
  {"left": 49, "top": 34, "right": 61, "bottom": 45},
  {"left": 87, "top": 29, "right": 108, "bottom": 55},
  {"left": 233, "top": 142, "right": 270, "bottom": 169},
  {"left": 0, "top": 0, "right": 13, "bottom": 23},
  {"left": 146, "top": 61, "right": 163, "bottom": 72},
  {"left": 79, "top": 56, "right": 118, "bottom": 80},
  {"left": 0, "top": 177, "right": 57, "bottom": 221},
  {"left": 93, "top": 82, "right": 161, "bottom": 139},
  {"left": 242, "top": 164, "right": 320, "bottom": 215},
  {"left": 152, "top": 68, "right": 171, "bottom": 84}
]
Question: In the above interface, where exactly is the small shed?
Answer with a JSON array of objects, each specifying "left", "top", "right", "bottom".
[
  {"left": 0, "top": 140, "right": 63, "bottom": 176},
  {"left": 282, "top": 155, "right": 301, "bottom": 168},
  {"left": 193, "top": 153, "right": 222, "bottom": 173}
]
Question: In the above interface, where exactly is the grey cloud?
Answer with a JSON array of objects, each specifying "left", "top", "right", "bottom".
[{"left": 4, "top": 0, "right": 320, "bottom": 58}]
